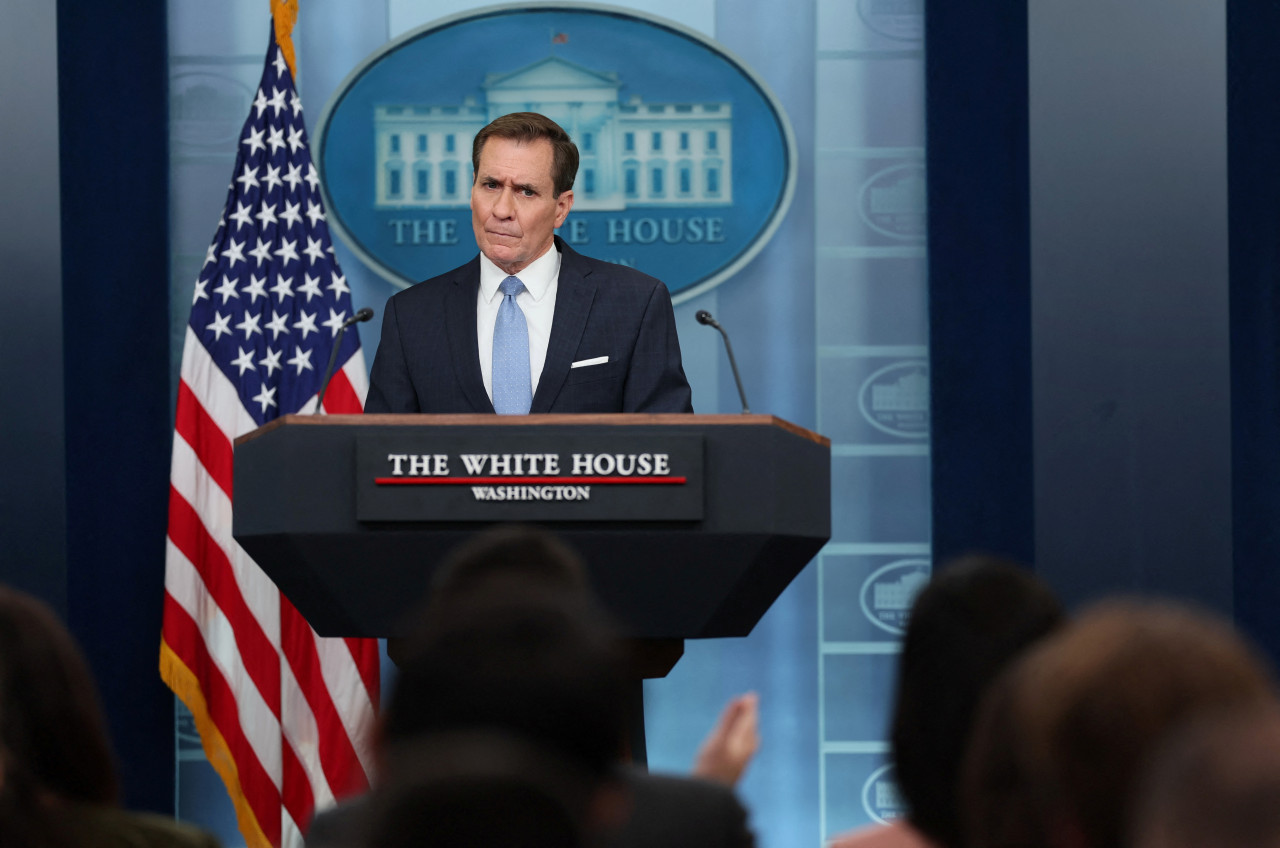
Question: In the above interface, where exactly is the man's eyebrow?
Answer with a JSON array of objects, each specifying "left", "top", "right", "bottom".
[{"left": 476, "top": 174, "right": 540, "bottom": 194}]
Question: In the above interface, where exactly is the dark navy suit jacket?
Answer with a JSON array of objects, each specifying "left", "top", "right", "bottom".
[{"left": 366, "top": 237, "right": 693, "bottom": 414}]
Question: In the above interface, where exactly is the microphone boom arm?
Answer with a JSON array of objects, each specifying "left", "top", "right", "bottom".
[
  {"left": 696, "top": 310, "right": 751, "bottom": 414},
  {"left": 315, "top": 307, "right": 374, "bottom": 413}
]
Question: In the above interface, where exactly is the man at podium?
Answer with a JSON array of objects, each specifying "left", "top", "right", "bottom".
[{"left": 366, "top": 112, "right": 693, "bottom": 415}]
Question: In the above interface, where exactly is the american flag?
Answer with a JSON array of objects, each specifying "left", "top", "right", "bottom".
[{"left": 160, "top": 21, "right": 379, "bottom": 848}]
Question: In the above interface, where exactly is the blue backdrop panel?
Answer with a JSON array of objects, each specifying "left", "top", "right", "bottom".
[
  {"left": 1027, "top": 0, "right": 1231, "bottom": 611},
  {"left": 822, "top": 653, "right": 898, "bottom": 741},
  {"left": 828, "top": 455, "right": 931, "bottom": 544},
  {"left": 1, "top": 0, "right": 68, "bottom": 610},
  {"left": 815, "top": 256, "right": 927, "bottom": 349}
]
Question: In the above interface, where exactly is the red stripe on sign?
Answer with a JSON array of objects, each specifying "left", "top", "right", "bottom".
[
  {"left": 162, "top": 593, "right": 283, "bottom": 847},
  {"left": 279, "top": 599, "right": 371, "bottom": 800},
  {"left": 175, "top": 380, "right": 235, "bottom": 499},
  {"left": 167, "top": 486, "right": 282, "bottom": 717},
  {"left": 375, "top": 476, "right": 687, "bottom": 485},
  {"left": 320, "top": 368, "right": 361, "bottom": 415}
]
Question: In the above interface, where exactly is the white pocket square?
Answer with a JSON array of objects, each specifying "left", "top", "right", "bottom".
[{"left": 571, "top": 355, "right": 609, "bottom": 369}]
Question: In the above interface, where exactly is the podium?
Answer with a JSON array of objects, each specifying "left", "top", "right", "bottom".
[{"left": 233, "top": 413, "right": 830, "bottom": 651}]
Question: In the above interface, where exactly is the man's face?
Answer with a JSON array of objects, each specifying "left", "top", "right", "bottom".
[{"left": 471, "top": 136, "right": 574, "bottom": 275}]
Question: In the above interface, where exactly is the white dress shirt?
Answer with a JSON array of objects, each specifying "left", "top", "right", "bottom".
[{"left": 477, "top": 245, "right": 560, "bottom": 403}]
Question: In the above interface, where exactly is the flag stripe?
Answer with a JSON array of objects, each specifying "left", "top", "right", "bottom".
[
  {"left": 161, "top": 637, "right": 275, "bottom": 848},
  {"left": 168, "top": 428, "right": 285, "bottom": 654},
  {"left": 165, "top": 539, "right": 284, "bottom": 779},
  {"left": 162, "top": 594, "right": 283, "bottom": 846},
  {"left": 280, "top": 815, "right": 306, "bottom": 848},
  {"left": 320, "top": 366, "right": 361, "bottom": 415},
  {"left": 280, "top": 719, "right": 317, "bottom": 839},
  {"left": 168, "top": 466, "right": 328, "bottom": 835},
  {"left": 280, "top": 600, "right": 369, "bottom": 798},
  {"left": 168, "top": 486, "right": 283, "bottom": 716},
  {"left": 342, "top": 350, "right": 369, "bottom": 406},
  {"left": 311, "top": 628, "right": 377, "bottom": 777},
  {"left": 280, "top": 657, "right": 332, "bottom": 815},
  {"left": 179, "top": 328, "right": 257, "bottom": 442},
  {"left": 343, "top": 635, "right": 380, "bottom": 714},
  {"left": 176, "top": 379, "right": 235, "bottom": 499}
]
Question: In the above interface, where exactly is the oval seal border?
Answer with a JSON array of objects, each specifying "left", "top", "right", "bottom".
[
  {"left": 861, "top": 763, "right": 904, "bottom": 825},
  {"left": 856, "top": 0, "right": 925, "bottom": 42}
]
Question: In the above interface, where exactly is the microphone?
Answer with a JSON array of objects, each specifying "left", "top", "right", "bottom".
[
  {"left": 696, "top": 310, "right": 751, "bottom": 414},
  {"left": 315, "top": 306, "right": 375, "bottom": 413}
]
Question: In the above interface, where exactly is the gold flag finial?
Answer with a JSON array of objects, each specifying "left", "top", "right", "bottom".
[{"left": 271, "top": 0, "right": 299, "bottom": 80}]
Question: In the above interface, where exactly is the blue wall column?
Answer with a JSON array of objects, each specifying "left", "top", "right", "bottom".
[
  {"left": 925, "top": 2, "right": 1033, "bottom": 566},
  {"left": 1228, "top": 0, "right": 1280, "bottom": 668},
  {"left": 57, "top": 0, "right": 175, "bottom": 813}
]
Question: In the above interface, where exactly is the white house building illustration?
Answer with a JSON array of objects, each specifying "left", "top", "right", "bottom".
[
  {"left": 373, "top": 55, "right": 733, "bottom": 210},
  {"left": 870, "top": 369, "right": 929, "bottom": 413},
  {"left": 872, "top": 570, "right": 929, "bottom": 612},
  {"left": 875, "top": 780, "right": 905, "bottom": 817}
]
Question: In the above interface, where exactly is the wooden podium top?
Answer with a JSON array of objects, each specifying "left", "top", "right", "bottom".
[{"left": 236, "top": 412, "right": 830, "bottom": 448}]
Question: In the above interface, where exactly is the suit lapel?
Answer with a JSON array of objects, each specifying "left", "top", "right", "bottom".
[
  {"left": 531, "top": 244, "right": 596, "bottom": 413},
  {"left": 443, "top": 260, "right": 494, "bottom": 413}
]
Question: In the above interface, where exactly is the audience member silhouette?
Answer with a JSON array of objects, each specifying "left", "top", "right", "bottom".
[
  {"left": 418, "top": 524, "right": 759, "bottom": 785},
  {"left": 961, "top": 600, "right": 1277, "bottom": 848},
  {"left": 368, "top": 590, "right": 626, "bottom": 848},
  {"left": 0, "top": 585, "right": 220, "bottom": 848},
  {"left": 363, "top": 730, "right": 601, "bottom": 848},
  {"left": 421, "top": 523, "right": 591, "bottom": 614},
  {"left": 307, "top": 525, "right": 756, "bottom": 848},
  {"left": 829, "top": 555, "right": 1064, "bottom": 848}
]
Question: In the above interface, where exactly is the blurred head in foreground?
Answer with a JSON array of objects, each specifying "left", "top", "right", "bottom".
[
  {"left": 365, "top": 730, "right": 601, "bottom": 848},
  {"left": 0, "top": 586, "right": 118, "bottom": 808},
  {"left": 0, "top": 587, "right": 134, "bottom": 848},
  {"left": 890, "top": 555, "right": 1065, "bottom": 847},
  {"left": 384, "top": 587, "right": 626, "bottom": 778},
  {"left": 425, "top": 523, "right": 589, "bottom": 613},
  {"left": 1131, "top": 706, "right": 1280, "bottom": 848},
  {"left": 962, "top": 600, "right": 1277, "bottom": 848},
  {"left": 373, "top": 525, "right": 627, "bottom": 846}
]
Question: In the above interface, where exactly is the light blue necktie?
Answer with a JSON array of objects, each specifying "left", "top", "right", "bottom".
[{"left": 492, "top": 275, "right": 532, "bottom": 414}]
